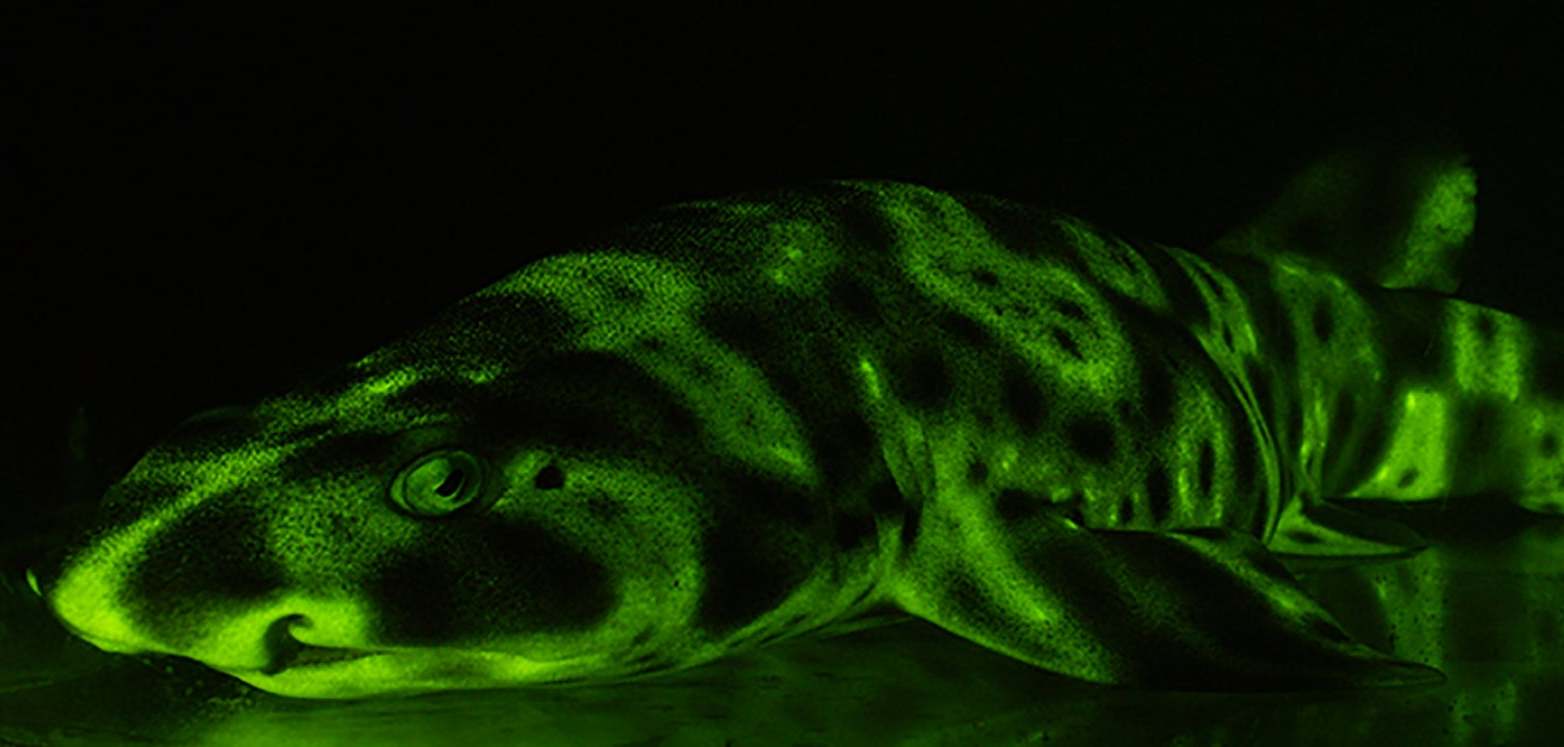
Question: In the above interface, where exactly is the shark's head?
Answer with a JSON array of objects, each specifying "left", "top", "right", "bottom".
[{"left": 29, "top": 262, "right": 797, "bottom": 699}]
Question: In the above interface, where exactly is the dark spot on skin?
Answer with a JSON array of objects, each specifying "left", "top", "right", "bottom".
[
  {"left": 1135, "top": 347, "right": 1180, "bottom": 432},
  {"left": 370, "top": 518, "right": 616, "bottom": 644},
  {"left": 1052, "top": 328, "right": 1084, "bottom": 360},
  {"left": 1114, "top": 497, "right": 1134, "bottom": 525},
  {"left": 938, "top": 313, "right": 989, "bottom": 347},
  {"left": 833, "top": 513, "right": 877, "bottom": 551},
  {"left": 1543, "top": 433, "right": 1559, "bottom": 458},
  {"left": 834, "top": 192, "right": 902, "bottom": 257},
  {"left": 967, "top": 460, "right": 989, "bottom": 484},
  {"left": 688, "top": 360, "right": 716, "bottom": 384},
  {"left": 867, "top": 478, "right": 903, "bottom": 516},
  {"left": 695, "top": 512, "right": 812, "bottom": 636},
  {"left": 388, "top": 379, "right": 482, "bottom": 414},
  {"left": 606, "top": 279, "right": 642, "bottom": 304},
  {"left": 1464, "top": 401, "right": 1503, "bottom": 453},
  {"left": 1397, "top": 469, "right": 1419, "bottom": 489},
  {"left": 972, "top": 268, "right": 1000, "bottom": 287},
  {"left": 1286, "top": 530, "right": 1322, "bottom": 545},
  {"left": 994, "top": 489, "right": 1039, "bottom": 523},
  {"left": 808, "top": 407, "right": 879, "bottom": 488},
  {"left": 586, "top": 495, "right": 624, "bottom": 522},
  {"left": 367, "top": 556, "right": 458, "bottom": 644},
  {"left": 1141, "top": 248, "right": 1211, "bottom": 328},
  {"left": 1374, "top": 293, "right": 1443, "bottom": 379},
  {"left": 889, "top": 347, "right": 953, "bottom": 410},
  {"left": 899, "top": 506, "right": 922, "bottom": 555},
  {"left": 1145, "top": 466, "right": 1173, "bottom": 525},
  {"left": 275, "top": 431, "right": 400, "bottom": 483},
  {"left": 1067, "top": 417, "right": 1115, "bottom": 463},
  {"left": 700, "top": 302, "right": 783, "bottom": 364},
  {"left": 1002, "top": 363, "right": 1046, "bottom": 435},
  {"left": 956, "top": 192, "right": 1056, "bottom": 259},
  {"left": 703, "top": 294, "right": 871, "bottom": 497},
  {"left": 1323, "top": 391, "right": 1358, "bottom": 467},
  {"left": 1339, "top": 401, "right": 1393, "bottom": 491},
  {"left": 1196, "top": 443, "right": 1216, "bottom": 497},
  {"left": 534, "top": 464, "right": 565, "bottom": 490},
  {"left": 1474, "top": 313, "right": 1495, "bottom": 341},
  {"left": 726, "top": 472, "right": 817, "bottom": 529},
  {"left": 1312, "top": 302, "right": 1334, "bottom": 343},
  {"left": 474, "top": 350, "right": 701, "bottom": 457},
  {"left": 941, "top": 570, "right": 1010, "bottom": 636},
  {"left": 997, "top": 302, "right": 1032, "bottom": 319},
  {"left": 1531, "top": 345, "right": 1564, "bottom": 401},
  {"left": 122, "top": 496, "right": 286, "bottom": 645},
  {"left": 827, "top": 274, "right": 878, "bottom": 321},
  {"left": 1053, "top": 299, "right": 1088, "bottom": 321}
]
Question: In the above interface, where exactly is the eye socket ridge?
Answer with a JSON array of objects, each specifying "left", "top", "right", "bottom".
[{"left": 388, "top": 447, "right": 489, "bottom": 517}]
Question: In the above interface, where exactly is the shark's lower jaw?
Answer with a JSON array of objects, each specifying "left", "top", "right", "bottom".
[{"left": 277, "top": 644, "right": 377, "bottom": 670}]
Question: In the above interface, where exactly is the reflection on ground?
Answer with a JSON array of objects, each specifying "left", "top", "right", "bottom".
[{"left": 2, "top": 498, "right": 1559, "bottom": 746}]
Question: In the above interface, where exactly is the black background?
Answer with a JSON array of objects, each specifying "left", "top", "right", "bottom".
[{"left": 7, "top": 6, "right": 1563, "bottom": 560}]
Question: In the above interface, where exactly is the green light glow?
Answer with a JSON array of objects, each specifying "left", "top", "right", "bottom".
[
  {"left": 1449, "top": 304, "right": 1529, "bottom": 400},
  {"left": 1345, "top": 388, "right": 1452, "bottom": 499},
  {"left": 36, "top": 161, "right": 1562, "bottom": 701}
]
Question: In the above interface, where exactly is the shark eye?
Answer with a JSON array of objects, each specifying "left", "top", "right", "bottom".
[{"left": 390, "top": 449, "right": 486, "bottom": 517}]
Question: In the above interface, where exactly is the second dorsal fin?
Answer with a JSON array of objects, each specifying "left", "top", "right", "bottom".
[{"left": 1211, "top": 135, "right": 1475, "bottom": 294}]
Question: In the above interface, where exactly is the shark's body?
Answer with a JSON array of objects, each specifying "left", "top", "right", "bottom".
[{"left": 31, "top": 148, "right": 1564, "bottom": 698}]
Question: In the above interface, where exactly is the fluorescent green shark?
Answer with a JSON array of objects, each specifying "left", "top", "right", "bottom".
[{"left": 30, "top": 145, "right": 1564, "bottom": 699}]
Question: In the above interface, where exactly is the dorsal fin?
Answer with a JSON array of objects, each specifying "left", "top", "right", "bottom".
[{"left": 1211, "top": 135, "right": 1475, "bottom": 294}]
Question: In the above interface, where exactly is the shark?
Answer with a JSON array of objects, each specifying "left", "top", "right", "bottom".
[{"left": 28, "top": 143, "right": 1564, "bottom": 698}]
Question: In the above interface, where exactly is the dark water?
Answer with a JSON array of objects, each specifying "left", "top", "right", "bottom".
[{"left": 2, "top": 499, "right": 1559, "bottom": 746}]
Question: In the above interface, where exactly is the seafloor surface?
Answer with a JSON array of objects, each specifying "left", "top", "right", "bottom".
[{"left": 2, "top": 498, "right": 1559, "bottom": 746}]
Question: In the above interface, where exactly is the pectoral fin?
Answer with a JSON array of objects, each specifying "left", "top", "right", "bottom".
[
  {"left": 1269, "top": 496, "right": 1430, "bottom": 573},
  {"left": 892, "top": 517, "right": 1443, "bottom": 691}
]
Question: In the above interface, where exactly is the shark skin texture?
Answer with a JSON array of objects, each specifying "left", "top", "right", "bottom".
[{"left": 30, "top": 146, "right": 1564, "bottom": 699}]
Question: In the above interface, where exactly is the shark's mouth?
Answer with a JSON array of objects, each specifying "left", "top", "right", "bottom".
[
  {"left": 263, "top": 615, "right": 377, "bottom": 674},
  {"left": 280, "top": 644, "right": 376, "bottom": 670}
]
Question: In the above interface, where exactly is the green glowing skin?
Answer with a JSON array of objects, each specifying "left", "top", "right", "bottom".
[{"left": 32, "top": 149, "right": 1562, "bottom": 699}]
